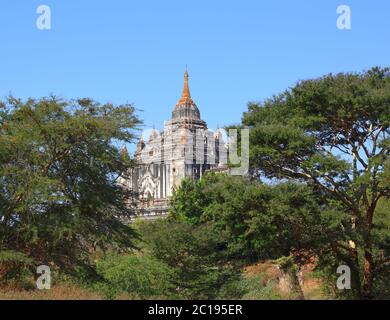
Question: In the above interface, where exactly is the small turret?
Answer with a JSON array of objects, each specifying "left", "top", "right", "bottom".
[
  {"left": 149, "top": 128, "right": 159, "bottom": 141},
  {"left": 136, "top": 137, "right": 145, "bottom": 153},
  {"left": 214, "top": 127, "right": 223, "bottom": 141}
]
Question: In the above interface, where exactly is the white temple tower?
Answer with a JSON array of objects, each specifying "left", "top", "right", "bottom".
[{"left": 121, "top": 70, "right": 227, "bottom": 219}]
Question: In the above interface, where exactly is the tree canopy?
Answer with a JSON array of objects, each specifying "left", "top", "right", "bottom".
[
  {"left": 0, "top": 96, "right": 141, "bottom": 274},
  {"left": 241, "top": 67, "right": 390, "bottom": 298},
  {"left": 170, "top": 174, "right": 334, "bottom": 262}
]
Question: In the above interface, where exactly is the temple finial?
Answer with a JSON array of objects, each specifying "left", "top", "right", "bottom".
[{"left": 178, "top": 68, "right": 191, "bottom": 104}]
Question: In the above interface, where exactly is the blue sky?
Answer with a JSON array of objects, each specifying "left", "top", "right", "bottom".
[{"left": 1, "top": 0, "right": 389, "bottom": 147}]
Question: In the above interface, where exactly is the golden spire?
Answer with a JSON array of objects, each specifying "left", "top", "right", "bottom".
[{"left": 178, "top": 67, "right": 193, "bottom": 104}]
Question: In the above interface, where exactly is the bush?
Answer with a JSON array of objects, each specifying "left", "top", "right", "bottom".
[
  {"left": 94, "top": 254, "right": 176, "bottom": 299},
  {"left": 0, "top": 250, "right": 34, "bottom": 289},
  {"left": 139, "top": 220, "right": 242, "bottom": 299}
]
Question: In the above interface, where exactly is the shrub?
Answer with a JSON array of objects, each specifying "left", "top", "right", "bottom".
[
  {"left": 95, "top": 254, "right": 176, "bottom": 299},
  {"left": 0, "top": 250, "right": 34, "bottom": 289},
  {"left": 139, "top": 220, "right": 242, "bottom": 299}
]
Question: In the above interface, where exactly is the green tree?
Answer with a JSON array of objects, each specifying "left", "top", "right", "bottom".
[
  {"left": 241, "top": 67, "right": 390, "bottom": 298},
  {"left": 169, "top": 177, "right": 207, "bottom": 224},
  {"left": 139, "top": 219, "right": 241, "bottom": 299},
  {"left": 0, "top": 96, "right": 141, "bottom": 276},
  {"left": 170, "top": 173, "right": 335, "bottom": 262}
]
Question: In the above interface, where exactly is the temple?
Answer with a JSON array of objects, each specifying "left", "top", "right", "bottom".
[{"left": 120, "top": 70, "right": 227, "bottom": 219}]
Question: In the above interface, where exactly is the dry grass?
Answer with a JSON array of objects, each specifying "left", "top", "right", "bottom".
[{"left": 0, "top": 284, "right": 103, "bottom": 300}]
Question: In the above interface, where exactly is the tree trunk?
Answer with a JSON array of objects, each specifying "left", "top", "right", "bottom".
[
  {"left": 350, "top": 247, "right": 362, "bottom": 298},
  {"left": 362, "top": 249, "right": 374, "bottom": 299},
  {"left": 361, "top": 205, "right": 375, "bottom": 299}
]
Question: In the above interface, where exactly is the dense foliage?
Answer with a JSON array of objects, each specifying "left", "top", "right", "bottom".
[
  {"left": 95, "top": 254, "right": 176, "bottom": 299},
  {"left": 239, "top": 67, "right": 390, "bottom": 298},
  {"left": 0, "top": 96, "right": 140, "bottom": 275},
  {"left": 170, "top": 174, "right": 334, "bottom": 261},
  {"left": 139, "top": 219, "right": 242, "bottom": 299}
]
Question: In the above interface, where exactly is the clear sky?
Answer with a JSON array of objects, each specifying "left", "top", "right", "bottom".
[{"left": 1, "top": 1, "right": 389, "bottom": 145}]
